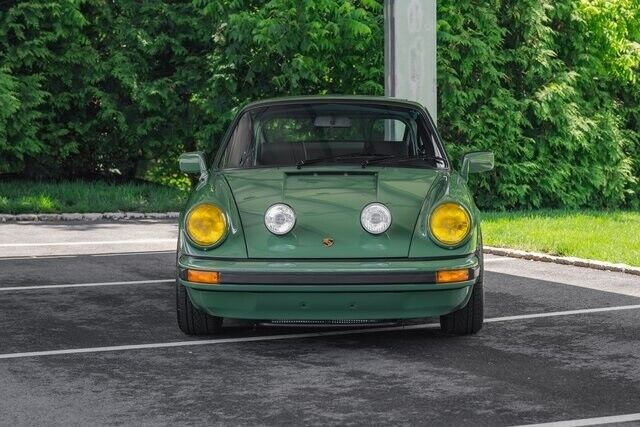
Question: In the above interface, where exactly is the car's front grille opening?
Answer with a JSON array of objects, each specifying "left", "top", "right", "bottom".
[{"left": 261, "top": 319, "right": 398, "bottom": 328}]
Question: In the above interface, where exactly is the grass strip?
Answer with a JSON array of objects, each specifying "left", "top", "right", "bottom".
[
  {"left": 482, "top": 210, "right": 640, "bottom": 267},
  {"left": 0, "top": 180, "right": 187, "bottom": 214}
]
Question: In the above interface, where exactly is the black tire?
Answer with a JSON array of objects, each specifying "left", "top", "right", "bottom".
[
  {"left": 440, "top": 234, "right": 484, "bottom": 335},
  {"left": 176, "top": 279, "right": 223, "bottom": 336}
]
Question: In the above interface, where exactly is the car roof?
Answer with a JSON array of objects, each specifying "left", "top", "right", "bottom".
[{"left": 241, "top": 95, "right": 426, "bottom": 112}]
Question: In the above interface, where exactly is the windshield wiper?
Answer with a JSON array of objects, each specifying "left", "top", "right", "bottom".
[
  {"left": 296, "top": 153, "right": 386, "bottom": 169},
  {"left": 361, "top": 154, "right": 447, "bottom": 168}
]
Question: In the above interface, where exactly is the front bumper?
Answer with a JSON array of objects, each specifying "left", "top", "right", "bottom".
[{"left": 177, "top": 254, "right": 480, "bottom": 320}]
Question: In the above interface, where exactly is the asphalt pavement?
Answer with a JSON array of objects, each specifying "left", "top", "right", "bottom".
[{"left": 0, "top": 220, "right": 639, "bottom": 426}]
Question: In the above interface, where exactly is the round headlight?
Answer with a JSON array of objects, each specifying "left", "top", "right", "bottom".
[
  {"left": 265, "top": 203, "right": 296, "bottom": 235},
  {"left": 186, "top": 203, "right": 227, "bottom": 246},
  {"left": 361, "top": 202, "right": 392, "bottom": 235},
  {"left": 429, "top": 202, "right": 471, "bottom": 246}
]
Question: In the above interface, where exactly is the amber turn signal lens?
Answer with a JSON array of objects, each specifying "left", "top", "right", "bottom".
[
  {"left": 186, "top": 270, "right": 220, "bottom": 284},
  {"left": 436, "top": 269, "right": 470, "bottom": 284}
]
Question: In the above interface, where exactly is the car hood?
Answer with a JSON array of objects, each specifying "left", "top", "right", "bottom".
[{"left": 222, "top": 166, "right": 447, "bottom": 259}]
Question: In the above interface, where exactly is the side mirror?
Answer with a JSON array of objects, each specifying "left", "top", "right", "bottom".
[
  {"left": 179, "top": 152, "right": 208, "bottom": 180},
  {"left": 460, "top": 151, "right": 494, "bottom": 182}
]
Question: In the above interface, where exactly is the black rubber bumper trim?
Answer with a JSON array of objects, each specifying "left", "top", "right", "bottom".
[{"left": 179, "top": 267, "right": 477, "bottom": 285}]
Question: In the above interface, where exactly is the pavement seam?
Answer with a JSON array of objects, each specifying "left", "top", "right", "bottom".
[{"left": 484, "top": 246, "right": 640, "bottom": 277}]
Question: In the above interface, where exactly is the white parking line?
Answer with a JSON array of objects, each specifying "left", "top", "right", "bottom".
[
  {"left": 0, "top": 239, "right": 176, "bottom": 248},
  {"left": 90, "top": 250, "right": 175, "bottom": 257},
  {"left": 511, "top": 412, "right": 640, "bottom": 426},
  {"left": 484, "top": 305, "right": 640, "bottom": 322},
  {"left": 0, "top": 279, "right": 174, "bottom": 292},
  {"left": 0, "top": 254, "right": 80, "bottom": 260},
  {"left": 0, "top": 304, "right": 638, "bottom": 360},
  {"left": 0, "top": 250, "right": 176, "bottom": 261}
]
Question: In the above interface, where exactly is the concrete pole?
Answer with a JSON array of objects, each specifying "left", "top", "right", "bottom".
[{"left": 384, "top": 0, "right": 437, "bottom": 124}]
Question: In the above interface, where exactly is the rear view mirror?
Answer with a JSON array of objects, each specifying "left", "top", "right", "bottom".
[
  {"left": 314, "top": 116, "right": 352, "bottom": 128},
  {"left": 179, "top": 152, "right": 208, "bottom": 180},
  {"left": 460, "top": 151, "right": 494, "bottom": 182}
]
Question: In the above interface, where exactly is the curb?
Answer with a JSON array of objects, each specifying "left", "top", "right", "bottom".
[
  {"left": 0, "top": 212, "right": 179, "bottom": 222},
  {"left": 484, "top": 246, "right": 640, "bottom": 277}
]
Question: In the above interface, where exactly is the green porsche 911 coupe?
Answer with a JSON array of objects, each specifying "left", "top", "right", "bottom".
[{"left": 176, "top": 96, "right": 494, "bottom": 336}]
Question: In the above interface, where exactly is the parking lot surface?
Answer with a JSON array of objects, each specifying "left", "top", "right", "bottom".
[{"left": 0, "top": 220, "right": 639, "bottom": 426}]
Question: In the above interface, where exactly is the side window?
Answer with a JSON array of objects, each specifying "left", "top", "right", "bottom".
[
  {"left": 416, "top": 118, "right": 442, "bottom": 160},
  {"left": 219, "top": 113, "right": 253, "bottom": 168}
]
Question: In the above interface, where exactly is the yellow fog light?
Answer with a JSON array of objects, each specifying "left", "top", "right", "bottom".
[
  {"left": 436, "top": 269, "right": 470, "bottom": 284},
  {"left": 186, "top": 203, "right": 227, "bottom": 247},
  {"left": 429, "top": 202, "right": 471, "bottom": 246},
  {"left": 187, "top": 269, "right": 220, "bottom": 284}
]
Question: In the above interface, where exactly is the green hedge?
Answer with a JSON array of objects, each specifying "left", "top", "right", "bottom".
[
  {"left": 1, "top": 0, "right": 638, "bottom": 209},
  {"left": 438, "top": 0, "right": 640, "bottom": 209}
]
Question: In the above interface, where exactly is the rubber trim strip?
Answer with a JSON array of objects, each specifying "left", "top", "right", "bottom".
[{"left": 179, "top": 268, "right": 477, "bottom": 285}]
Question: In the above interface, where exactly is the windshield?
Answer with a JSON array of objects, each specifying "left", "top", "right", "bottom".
[{"left": 216, "top": 102, "right": 447, "bottom": 169}]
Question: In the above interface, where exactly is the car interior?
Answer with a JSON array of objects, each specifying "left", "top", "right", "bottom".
[{"left": 255, "top": 115, "right": 414, "bottom": 166}]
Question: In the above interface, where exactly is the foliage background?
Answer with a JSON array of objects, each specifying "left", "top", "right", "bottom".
[{"left": 1, "top": 0, "right": 638, "bottom": 209}]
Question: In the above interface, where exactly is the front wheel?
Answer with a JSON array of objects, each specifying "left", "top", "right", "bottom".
[
  {"left": 176, "top": 280, "right": 223, "bottom": 336},
  {"left": 439, "top": 235, "right": 484, "bottom": 335}
]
